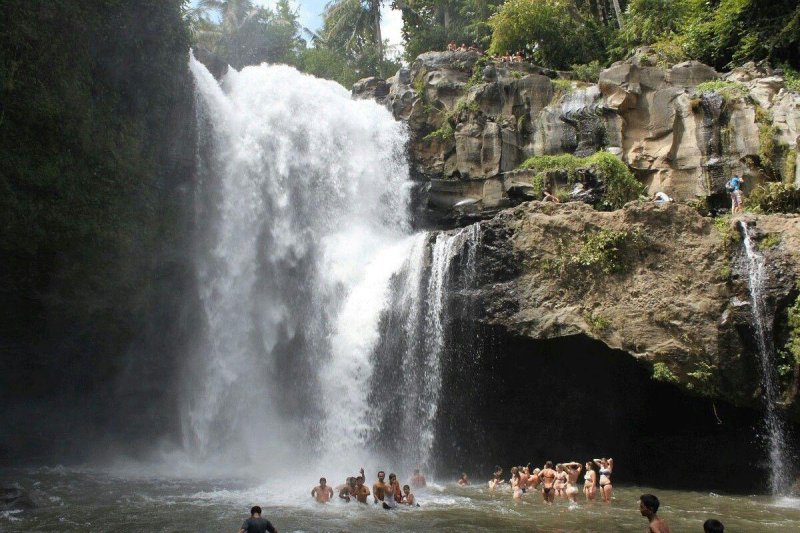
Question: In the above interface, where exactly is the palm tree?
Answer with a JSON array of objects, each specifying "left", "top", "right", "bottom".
[{"left": 324, "top": 0, "right": 385, "bottom": 74}]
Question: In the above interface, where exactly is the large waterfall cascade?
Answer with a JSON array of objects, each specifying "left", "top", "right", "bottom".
[
  {"left": 185, "top": 54, "right": 483, "bottom": 476},
  {"left": 739, "top": 221, "right": 791, "bottom": 494}
]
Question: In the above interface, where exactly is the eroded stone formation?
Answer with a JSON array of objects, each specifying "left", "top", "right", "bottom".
[
  {"left": 354, "top": 49, "right": 800, "bottom": 209},
  {"left": 354, "top": 51, "right": 800, "bottom": 423}
]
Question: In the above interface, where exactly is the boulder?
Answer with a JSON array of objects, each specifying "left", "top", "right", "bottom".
[{"left": 351, "top": 77, "right": 390, "bottom": 101}]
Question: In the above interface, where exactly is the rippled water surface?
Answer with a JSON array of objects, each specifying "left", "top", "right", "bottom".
[{"left": 3, "top": 467, "right": 800, "bottom": 532}]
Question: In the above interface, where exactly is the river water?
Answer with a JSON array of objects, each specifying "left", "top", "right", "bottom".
[{"left": 3, "top": 467, "right": 800, "bottom": 532}]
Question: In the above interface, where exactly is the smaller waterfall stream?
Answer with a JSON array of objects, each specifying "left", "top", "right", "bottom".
[{"left": 739, "top": 221, "right": 790, "bottom": 494}]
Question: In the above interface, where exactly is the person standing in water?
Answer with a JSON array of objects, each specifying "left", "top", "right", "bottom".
[
  {"left": 594, "top": 457, "right": 614, "bottom": 502},
  {"left": 639, "top": 494, "right": 671, "bottom": 533},
  {"left": 238, "top": 506, "right": 278, "bottom": 533},
  {"left": 311, "top": 477, "right": 333, "bottom": 503},
  {"left": 354, "top": 476, "right": 371, "bottom": 503},
  {"left": 554, "top": 464, "right": 568, "bottom": 498},
  {"left": 562, "top": 462, "right": 582, "bottom": 503},
  {"left": 540, "top": 462, "right": 557, "bottom": 504},
  {"left": 510, "top": 466, "right": 523, "bottom": 500},
  {"left": 382, "top": 473, "right": 400, "bottom": 509},
  {"left": 457, "top": 473, "right": 469, "bottom": 485},
  {"left": 583, "top": 461, "right": 597, "bottom": 501},
  {"left": 402, "top": 484, "right": 419, "bottom": 506},
  {"left": 373, "top": 471, "right": 387, "bottom": 505},
  {"left": 410, "top": 469, "right": 427, "bottom": 489}
]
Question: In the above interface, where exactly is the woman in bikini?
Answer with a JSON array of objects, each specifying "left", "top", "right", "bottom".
[
  {"left": 554, "top": 464, "right": 568, "bottom": 498},
  {"left": 562, "top": 462, "right": 582, "bottom": 503},
  {"left": 583, "top": 461, "right": 597, "bottom": 501},
  {"left": 593, "top": 457, "right": 614, "bottom": 503},
  {"left": 510, "top": 466, "right": 523, "bottom": 500}
]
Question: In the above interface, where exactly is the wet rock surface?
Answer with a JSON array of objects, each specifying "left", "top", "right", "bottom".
[{"left": 1, "top": 486, "right": 35, "bottom": 511}]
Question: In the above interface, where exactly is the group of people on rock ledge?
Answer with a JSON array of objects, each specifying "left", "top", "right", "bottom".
[{"left": 488, "top": 458, "right": 615, "bottom": 503}]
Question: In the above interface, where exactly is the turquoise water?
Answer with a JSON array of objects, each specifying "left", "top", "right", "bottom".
[{"left": 3, "top": 467, "right": 800, "bottom": 532}]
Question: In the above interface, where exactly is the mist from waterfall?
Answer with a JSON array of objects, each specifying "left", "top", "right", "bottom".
[
  {"left": 739, "top": 221, "right": 790, "bottom": 494},
  {"left": 185, "top": 54, "right": 413, "bottom": 474}
]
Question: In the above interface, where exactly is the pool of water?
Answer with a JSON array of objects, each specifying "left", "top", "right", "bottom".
[{"left": 3, "top": 467, "right": 800, "bottom": 532}]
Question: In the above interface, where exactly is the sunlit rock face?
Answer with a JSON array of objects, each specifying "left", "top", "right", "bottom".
[{"left": 355, "top": 50, "right": 800, "bottom": 206}]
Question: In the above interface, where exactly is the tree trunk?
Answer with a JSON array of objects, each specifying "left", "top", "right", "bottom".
[
  {"left": 372, "top": 1, "right": 383, "bottom": 76},
  {"left": 610, "top": 0, "right": 623, "bottom": 27}
]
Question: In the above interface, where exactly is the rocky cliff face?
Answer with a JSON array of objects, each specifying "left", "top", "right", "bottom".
[
  {"left": 354, "top": 50, "right": 800, "bottom": 216},
  {"left": 469, "top": 202, "right": 800, "bottom": 420},
  {"left": 354, "top": 53, "right": 800, "bottom": 421}
]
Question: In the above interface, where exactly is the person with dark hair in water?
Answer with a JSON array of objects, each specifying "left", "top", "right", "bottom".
[
  {"left": 373, "top": 471, "right": 387, "bottom": 504},
  {"left": 640, "top": 494, "right": 671, "bottom": 533},
  {"left": 703, "top": 518, "right": 724, "bottom": 533},
  {"left": 583, "top": 461, "right": 597, "bottom": 501},
  {"left": 457, "top": 472, "right": 470, "bottom": 485},
  {"left": 354, "top": 476, "right": 371, "bottom": 503},
  {"left": 238, "top": 506, "right": 277, "bottom": 533},
  {"left": 540, "top": 462, "right": 557, "bottom": 504},
  {"left": 311, "top": 477, "right": 333, "bottom": 503}
]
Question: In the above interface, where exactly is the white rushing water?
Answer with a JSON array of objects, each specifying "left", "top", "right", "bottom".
[
  {"left": 185, "top": 53, "right": 413, "bottom": 474},
  {"left": 739, "top": 221, "right": 790, "bottom": 494}
]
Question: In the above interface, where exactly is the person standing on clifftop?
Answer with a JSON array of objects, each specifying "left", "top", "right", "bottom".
[{"left": 728, "top": 175, "right": 745, "bottom": 214}]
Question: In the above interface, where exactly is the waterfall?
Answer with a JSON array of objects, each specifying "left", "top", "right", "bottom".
[
  {"left": 370, "top": 223, "right": 483, "bottom": 471},
  {"left": 739, "top": 221, "right": 790, "bottom": 494},
  {"left": 185, "top": 54, "right": 412, "bottom": 472}
]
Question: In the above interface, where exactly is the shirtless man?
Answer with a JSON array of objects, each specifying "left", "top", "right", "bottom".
[
  {"left": 410, "top": 469, "right": 427, "bottom": 489},
  {"left": 354, "top": 476, "right": 370, "bottom": 503},
  {"left": 311, "top": 477, "right": 333, "bottom": 503},
  {"left": 457, "top": 473, "right": 469, "bottom": 486},
  {"left": 373, "top": 471, "right": 387, "bottom": 504},
  {"left": 336, "top": 477, "right": 355, "bottom": 502},
  {"left": 382, "top": 473, "right": 401, "bottom": 509},
  {"left": 540, "top": 461, "right": 557, "bottom": 503},
  {"left": 640, "top": 494, "right": 671, "bottom": 533}
]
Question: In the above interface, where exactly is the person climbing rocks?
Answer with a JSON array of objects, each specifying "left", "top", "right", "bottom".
[
  {"left": 238, "top": 506, "right": 278, "bottom": 533},
  {"left": 639, "top": 494, "right": 671, "bottom": 533},
  {"left": 727, "top": 175, "right": 745, "bottom": 214}
]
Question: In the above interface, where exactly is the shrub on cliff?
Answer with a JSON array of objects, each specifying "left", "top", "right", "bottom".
[
  {"left": 520, "top": 152, "right": 645, "bottom": 210},
  {"left": 744, "top": 183, "right": 800, "bottom": 214}
]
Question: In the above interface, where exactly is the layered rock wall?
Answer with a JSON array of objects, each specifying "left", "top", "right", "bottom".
[{"left": 355, "top": 51, "right": 800, "bottom": 210}]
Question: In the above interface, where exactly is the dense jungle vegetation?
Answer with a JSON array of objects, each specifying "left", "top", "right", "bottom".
[{"left": 187, "top": 1, "right": 799, "bottom": 88}]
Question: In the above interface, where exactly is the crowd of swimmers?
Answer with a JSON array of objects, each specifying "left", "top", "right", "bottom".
[
  {"left": 238, "top": 460, "right": 731, "bottom": 533},
  {"left": 310, "top": 468, "right": 426, "bottom": 509},
  {"left": 487, "top": 458, "right": 615, "bottom": 503}
]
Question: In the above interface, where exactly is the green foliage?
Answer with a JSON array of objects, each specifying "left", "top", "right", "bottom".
[
  {"left": 569, "top": 229, "right": 647, "bottom": 275},
  {"left": 571, "top": 61, "right": 602, "bottom": 83},
  {"left": 713, "top": 214, "right": 739, "bottom": 251},
  {"left": 612, "top": 0, "right": 701, "bottom": 59},
  {"left": 394, "top": 1, "right": 503, "bottom": 61},
  {"left": 781, "top": 64, "right": 800, "bottom": 93},
  {"left": 587, "top": 312, "right": 611, "bottom": 334},
  {"left": 785, "top": 149, "right": 798, "bottom": 184},
  {"left": 551, "top": 79, "right": 575, "bottom": 99},
  {"left": 686, "top": 361, "right": 717, "bottom": 396},
  {"left": 520, "top": 152, "right": 644, "bottom": 210},
  {"left": 652, "top": 362, "right": 680, "bottom": 384},
  {"left": 760, "top": 233, "right": 782, "bottom": 249},
  {"left": 188, "top": 0, "right": 306, "bottom": 69},
  {"left": 744, "top": 183, "right": 800, "bottom": 214},
  {"left": 487, "top": 0, "right": 609, "bottom": 70},
  {"left": 784, "top": 293, "right": 800, "bottom": 369},
  {"left": 300, "top": 47, "right": 360, "bottom": 88},
  {"left": 0, "top": 1, "right": 193, "bottom": 393},
  {"left": 423, "top": 122, "right": 455, "bottom": 142},
  {"left": 695, "top": 80, "right": 749, "bottom": 103}
]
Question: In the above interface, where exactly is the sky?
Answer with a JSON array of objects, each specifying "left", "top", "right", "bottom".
[{"left": 194, "top": 0, "right": 405, "bottom": 58}]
